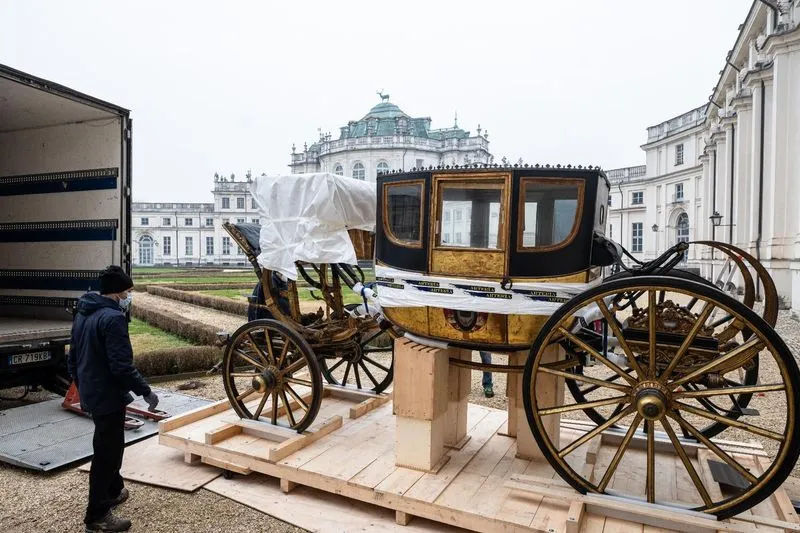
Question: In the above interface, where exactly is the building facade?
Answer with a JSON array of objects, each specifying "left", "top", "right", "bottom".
[
  {"left": 609, "top": 1, "right": 800, "bottom": 316},
  {"left": 132, "top": 95, "right": 493, "bottom": 266},
  {"left": 289, "top": 93, "right": 492, "bottom": 180}
]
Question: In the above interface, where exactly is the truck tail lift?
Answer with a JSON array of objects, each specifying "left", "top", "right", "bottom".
[{"left": 61, "top": 382, "right": 170, "bottom": 430}]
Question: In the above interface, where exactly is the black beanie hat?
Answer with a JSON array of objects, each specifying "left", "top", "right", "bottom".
[{"left": 99, "top": 265, "right": 134, "bottom": 295}]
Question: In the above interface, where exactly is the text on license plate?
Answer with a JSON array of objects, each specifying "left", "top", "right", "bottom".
[{"left": 9, "top": 351, "right": 52, "bottom": 365}]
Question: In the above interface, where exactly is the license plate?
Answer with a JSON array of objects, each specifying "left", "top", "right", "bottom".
[{"left": 8, "top": 351, "right": 52, "bottom": 365}]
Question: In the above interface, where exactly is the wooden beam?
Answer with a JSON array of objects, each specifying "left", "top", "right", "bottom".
[
  {"left": 349, "top": 395, "right": 391, "bottom": 419},
  {"left": 565, "top": 501, "right": 585, "bottom": 533},
  {"left": 324, "top": 383, "right": 387, "bottom": 404},
  {"left": 280, "top": 478, "right": 298, "bottom": 494},
  {"left": 268, "top": 416, "right": 343, "bottom": 463},
  {"left": 233, "top": 418, "right": 298, "bottom": 442},
  {"left": 201, "top": 456, "right": 252, "bottom": 475},
  {"left": 204, "top": 423, "right": 242, "bottom": 445},
  {"left": 395, "top": 510, "right": 413, "bottom": 526},
  {"left": 159, "top": 398, "right": 231, "bottom": 433}
]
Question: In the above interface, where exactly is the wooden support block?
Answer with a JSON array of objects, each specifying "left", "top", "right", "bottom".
[
  {"left": 204, "top": 423, "right": 242, "bottom": 445},
  {"left": 507, "top": 347, "right": 563, "bottom": 461},
  {"left": 324, "top": 383, "right": 386, "bottom": 404},
  {"left": 268, "top": 416, "right": 343, "bottom": 462},
  {"left": 233, "top": 418, "right": 298, "bottom": 442},
  {"left": 395, "top": 510, "right": 413, "bottom": 526},
  {"left": 392, "top": 338, "right": 449, "bottom": 421},
  {"left": 349, "top": 394, "right": 391, "bottom": 419},
  {"left": 184, "top": 452, "right": 201, "bottom": 465},
  {"left": 280, "top": 478, "right": 298, "bottom": 494},
  {"left": 201, "top": 456, "right": 251, "bottom": 475},
  {"left": 395, "top": 414, "right": 450, "bottom": 472},
  {"left": 444, "top": 348, "right": 471, "bottom": 448},
  {"left": 160, "top": 398, "right": 231, "bottom": 433},
  {"left": 565, "top": 501, "right": 585, "bottom": 533},
  {"left": 585, "top": 434, "right": 602, "bottom": 464}
]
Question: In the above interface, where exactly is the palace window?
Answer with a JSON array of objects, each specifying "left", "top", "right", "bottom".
[
  {"left": 236, "top": 218, "right": 245, "bottom": 224},
  {"left": 222, "top": 197, "right": 230, "bottom": 209},
  {"left": 675, "top": 143, "right": 684, "bottom": 166},
  {"left": 162, "top": 236, "right": 171, "bottom": 255},
  {"left": 184, "top": 218, "right": 193, "bottom": 226},
  {"left": 205, "top": 218, "right": 214, "bottom": 226},
  {"left": 632, "top": 223, "right": 643, "bottom": 252},
  {"left": 251, "top": 198, "right": 257, "bottom": 209},
  {"left": 334, "top": 164, "right": 344, "bottom": 176},
  {"left": 185, "top": 236, "right": 193, "bottom": 256},
  {"left": 675, "top": 183, "right": 684, "bottom": 201},
  {"left": 206, "top": 236, "right": 214, "bottom": 255},
  {"left": 222, "top": 237, "right": 231, "bottom": 255},
  {"left": 140, "top": 217, "right": 149, "bottom": 226},
  {"left": 377, "top": 162, "right": 390, "bottom": 175},
  {"left": 237, "top": 197, "right": 245, "bottom": 209},
  {"left": 162, "top": 218, "right": 171, "bottom": 226},
  {"left": 352, "top": 162, "right": 365, "bottom": 180},
  {"left": 631, "top": 191, "right": 643, "bottom": 205}
]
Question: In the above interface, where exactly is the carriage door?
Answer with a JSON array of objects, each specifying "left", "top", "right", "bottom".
[{"left": 429, "top": 173, "right": 510, "bottom": 278}]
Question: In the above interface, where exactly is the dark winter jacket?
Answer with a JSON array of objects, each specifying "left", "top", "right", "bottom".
[{"left": 67, "top": 292, "right": 151, "bottom": 416}]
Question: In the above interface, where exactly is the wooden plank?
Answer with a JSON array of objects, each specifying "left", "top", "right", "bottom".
[
  {"left": 392, "top": 339, "right": 449, "bottom": 421},
  {"left": 375, "top": 467, "right": 426, "bottom": 497},
  {"left": 580, "top": 513, "right": 606, "bottom": 532},
  {"left": 466, "top": 441, "right": 529, "bottom": 520},
  {"left": 232, "top": 418, "right": 298, "bottom": 442},
  {"left": 350, "top": 395, "right": 391, "bottom": 419},
  {"left": 348, "top": 446, "right": 399, "bottom": 489},
  {"left": 201, "top": 455, "right": 252, "bottom": 475},
  {"left": 268, "top": 416, "right": 343, "bottom": 462},
  {"left": 80, "top": 436, "right": 221, "bottom": 492},
  {"left": 324, "top": 382, "right": 388, "bottom": 404},
  {"left": 159, "top": 398, "right": 231, "bottom": 433},
  {"left": 753, "top": 455, "right": 800, "bottom": 527},
  {"left": 204, "top": 423, "right": 242, "bottom": 445}
]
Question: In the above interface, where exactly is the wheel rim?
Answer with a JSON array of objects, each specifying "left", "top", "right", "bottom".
[
  {"left": 223, "top": 319, "right": 322, "bottom": 432},
  {"left": 523, "top": 277, "right": 800, "bottom": 518}
]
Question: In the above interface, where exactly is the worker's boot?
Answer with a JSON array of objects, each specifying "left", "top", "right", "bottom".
[
  {"left": 110, "top": 488, "right": 129, "bottom": 508},
  {"left": 84, "top": 511, "right": 132, "bottom": 532}
]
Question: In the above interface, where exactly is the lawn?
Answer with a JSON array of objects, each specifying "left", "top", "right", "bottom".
[
  {"left": 129, "top": 318, "right": 193, "bottom": 352},
  {"left": 133, "top": 275, "right": 257, "bottom": 285}
]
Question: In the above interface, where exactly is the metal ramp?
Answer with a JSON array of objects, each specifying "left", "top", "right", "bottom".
[{"left": 0, "top": 389, "right": 209, "bottom": 471}]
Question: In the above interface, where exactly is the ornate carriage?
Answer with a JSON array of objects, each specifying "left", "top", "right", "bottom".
[
  {"left": 375, "top": 165, "right": 800, "bottom": 519},
  {"left": 221, "top": 173, "right": 398, "bottom": 433}
]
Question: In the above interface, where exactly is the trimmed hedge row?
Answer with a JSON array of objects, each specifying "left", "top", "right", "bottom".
[
  {"left": 137, "top": 282, "right": 256, "bottom": 292},
  {"left": 146, "top": 285, "right": 248, "bottom": 316},
  {"left": 131, "top": 304, "right": 222, "bottom": 346},
  {"left": 134, "top": 346, "right": 221, "bottom": 377}
]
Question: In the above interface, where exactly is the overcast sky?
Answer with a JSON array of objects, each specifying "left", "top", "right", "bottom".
[{"left": 1, "top": 0, "right": 752, "bottom": 202}]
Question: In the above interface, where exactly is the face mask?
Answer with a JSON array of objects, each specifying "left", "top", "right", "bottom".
[{"left": 119, "top": 292, "right": 133, "bottom": 311}]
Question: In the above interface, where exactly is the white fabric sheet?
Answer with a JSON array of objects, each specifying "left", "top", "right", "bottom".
[
  {"left": 250, "top": 173, "right": 376, "bottom": 280},
  {"left": 375, "top": 264, "right": 602, "bottom": 316}
]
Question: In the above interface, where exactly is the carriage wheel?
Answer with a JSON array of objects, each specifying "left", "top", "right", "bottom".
[
  {"left": 222, "top": 319, "right": 323, "bottom": 432},
  {"left": 522, "top": 276, "right": 800, "bottom": 518},
  {"left": 319, "top": 314, "right": 395, "bottom": 394},
  {"left": 565, "top": 269, "right": 758, "bottom": 439}
]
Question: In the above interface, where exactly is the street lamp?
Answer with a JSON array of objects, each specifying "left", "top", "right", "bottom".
[
  {"left": 651, "top": 224, "right": 659, "bottom": 233},
  {"left": 710, "top": 211, "right": 723, "bottom": 227},
  {"left": 651, "top": 224, "right": 660, "bottom": 256}
]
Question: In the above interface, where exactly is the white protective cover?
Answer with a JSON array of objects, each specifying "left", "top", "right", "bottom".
[{"left": 250, "top": 173, "right": 376, "bottom": 280}]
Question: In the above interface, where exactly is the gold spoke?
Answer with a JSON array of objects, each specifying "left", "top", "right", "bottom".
[
  {"left": 660, "top": 302, "right": 714, "bottom": 382},
  {"left": 281, "top": 389, "right": 297, "bottom": 427},
  {"left": 557, "top": 327, "right": 637, "bottom": 386},
  {"left": 284, "top": 384, "right": 310, "bottom": 412},
  {"left": 538, "top": 396, "right": 628, "bottom": 417},
  {"left": 277, "top": 340, "right": 290, "bottom": 368},
  {"left": 675, "top": 402, "right": 785, "bottom": 441},
  {"left": 597, "top": 414, "right": 642, "bottom": 491},
  {"left": 671, "top": 337, "right": 763, "bottom": 388},
  {"left": 646, "top": 420, "right": 655, "bottom": 503},
  {"left": 539, "top": 366, "right": 630, "bottom": 393},
  {"left": 539, "top": 358, "right": 582, "bottom": 372},
  {"left": 247, "top": 332, "right": 271, "bottom": 366},
  {"left": 668, "top": 412, "right": 758, "bottom": 485},
  {"left": 262, "top": 330, "right": 277, "bottom": 365},
  {"left": 270, "top": 389, "right": 278, "bottom": 425},
  {"left": 558, "top": 405, "right": 635, "bottom": 458},
  {"left": 229, "top": 372, "right": 258, "bottom": 378},
  {"left": 235, "top": 387, "right": 256, "bottom": 401},
  {"left": 234, "top": 349, "right": 266, "bottom": 370},
  {"left": 596, "top": 298, "right": 646, "bottom": 379},
  {"left": 673, "top": 383, "right": 785, "bottom": 399},
  {"left": 284, "top": 376, "right": 313, "bottom": 388},
  {"left": 661, "top": 417, "right": 713, "bottom": 507},
  {"left": 283, "top": 357, "right": 308, "bottom": 376},
  {"left": 253, "top": 391, "right": 270, "bottom": 419},
  {"left": 648, "top": 290, "right": 656, "bottom": 379}
]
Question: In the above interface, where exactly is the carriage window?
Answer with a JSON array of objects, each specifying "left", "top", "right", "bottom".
[
  {"left": 384, "top": 182, "right": 423, "bottom": 246},
  {"left": 520, "top": 179, "right": 583, "bottom": 249},
  {"left": 438, "top": 186, "right": 503, "bottom": 249}
]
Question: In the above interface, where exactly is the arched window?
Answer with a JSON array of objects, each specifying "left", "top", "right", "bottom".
[
  {"left": 377, "top": 162, "right": 390, "bottom": 175},
  {"left": 676, "top": 212, "right": 689, "bottom": 243},
  {"left": 352, "top": 162, "right": 365, "bottom": 180},
  {"left": 334, "top": 164, "right": 343, "bottom": 176},
  {"left": 139, "top": 235, "right": 154, "bottom": 265}
]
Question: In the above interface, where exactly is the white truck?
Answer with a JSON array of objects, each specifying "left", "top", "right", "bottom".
[{"left": 0, "top": 63, "right": 132, "bottom": 394}]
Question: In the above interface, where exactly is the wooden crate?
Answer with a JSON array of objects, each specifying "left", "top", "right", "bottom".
[{"left": 158, "top": 389, "right": 799, "bottom": 533}]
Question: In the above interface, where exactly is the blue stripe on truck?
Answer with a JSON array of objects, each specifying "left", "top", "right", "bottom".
[
  {"left": 0, "top": 168, "right": 119, "bottom": 196},
  {"left": 0, "top": 270, "right": 103, "bottom": 291},
  {"left": 0, "top": 219, "right": 118, "bottom": 242}
]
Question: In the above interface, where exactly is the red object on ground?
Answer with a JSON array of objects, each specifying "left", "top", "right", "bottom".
[{"left": 61, "top": 382, "right": 170, "bottom": 430}]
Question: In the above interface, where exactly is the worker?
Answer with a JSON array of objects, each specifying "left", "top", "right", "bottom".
[
  {"left": 479, "top": 351, "right": 494, "bottom": 397},
  {"left": 68, "top": 265, "right": 158, "bottom": 533}
]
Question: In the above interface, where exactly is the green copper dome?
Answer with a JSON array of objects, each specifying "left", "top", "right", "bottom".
[{"left": 361, "top": 101, "right": 408, "bottom": 120}]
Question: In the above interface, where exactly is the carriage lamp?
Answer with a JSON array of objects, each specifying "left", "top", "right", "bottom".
[
  {"left": 710, "top": 211, "right": 723, "bottom": 227},
  {"left": 651, "top": 224, "right": 659, "bottom": 232}
]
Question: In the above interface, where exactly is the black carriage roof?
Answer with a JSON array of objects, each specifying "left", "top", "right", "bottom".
[{"left": 377, "top": 163, "right": 609, "bottom": 186}]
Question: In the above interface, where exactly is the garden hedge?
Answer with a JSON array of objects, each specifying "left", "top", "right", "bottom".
[{"left": 146, "top": 285, "right": 248, "bottom": 316}]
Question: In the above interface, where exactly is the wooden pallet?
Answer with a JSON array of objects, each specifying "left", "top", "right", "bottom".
[{"left": 158, "top": 387, "right": 799, "bottom": 533}]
